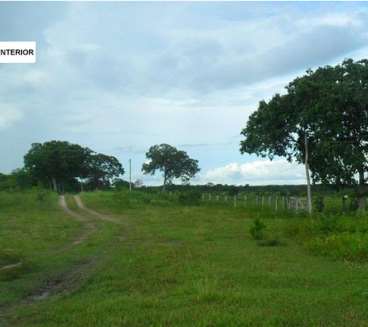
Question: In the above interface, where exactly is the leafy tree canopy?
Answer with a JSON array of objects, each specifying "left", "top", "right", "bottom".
[
  {"left": 142, "top": 144, "right": 200, "bottom": 187},
  {"left": 240, "top": 58, "right": 368, "bottom": 190},
  {"left": 24, "top": 140, "right": 123, "bottom": 192},
  {"left": 85, "top": 153, "right": 124, "bottom": 189}
]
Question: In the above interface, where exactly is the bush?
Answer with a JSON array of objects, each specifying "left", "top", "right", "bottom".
[
  {"left": 306, "top": 232, "right": 368, "bottom": 261},
  {"left": 178, "top": 191, "right": 201, "bottom": 206},
  {"left": 314, "top": 195, "right": 325, "bottom": 212},
  {"left": 257, "top": 239, "right": 284, "bottom": 247},
  {"left": 284, "top": 216, "right": 368, "bottom": 262},
  {"left": 249, "top": 218, "right": 266, "bottom": 240},
  {"left": 318, "top": 216, "right": 338, "bottom": 234}
]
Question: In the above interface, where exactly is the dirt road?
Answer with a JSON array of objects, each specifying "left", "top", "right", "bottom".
[
  {"left": 73, "top": 195, "right": 121, "bottom": 224},
  {"left": 58, "top": 195, "right": 96, "bottom": 245}
]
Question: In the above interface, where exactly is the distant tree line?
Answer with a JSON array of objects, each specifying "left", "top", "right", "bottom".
[
  {"left": 0, "top": 141, "right": 201, "bottom": 193},
  {"left": 0, "top": 141, "right": 124, "bottom": 192}
]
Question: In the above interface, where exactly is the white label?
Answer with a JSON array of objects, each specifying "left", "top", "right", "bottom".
[{"left": 0, "top": 42, "right": 36, "bottom": 63}]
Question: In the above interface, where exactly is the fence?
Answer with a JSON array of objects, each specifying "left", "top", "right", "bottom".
[{"left": 201, "top": 193, "right": 308, "bottom": 212}]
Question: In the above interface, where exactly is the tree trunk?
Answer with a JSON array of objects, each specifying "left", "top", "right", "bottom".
[
  {"left": 162, "top": 171, "right": 167, "bottom": 192},
  {"left": 51, "top": 177, "right": 58, "bottom": 193},
  {"left": 304, "top": 135, "right": 312, "bottom": 215},
  {"left": 357, "top": 169, "right": 366, "bottom": 212}
]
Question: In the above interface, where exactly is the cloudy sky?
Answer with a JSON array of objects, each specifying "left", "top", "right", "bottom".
[{"left": 1, "top": 2, "right": 368, "bottom": 185}]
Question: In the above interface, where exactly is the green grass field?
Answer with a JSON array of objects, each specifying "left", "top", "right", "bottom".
[{"left": 1, "top": 190, "right": 368, "bottom": 326}]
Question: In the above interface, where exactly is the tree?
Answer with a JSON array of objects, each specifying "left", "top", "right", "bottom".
[
  {"left": 85, "top": 153, "right": 124, "bottom": 189},
  {"left": 142, "top": 144, "right": 200, "bottom": 189},
  {"left": 240, "top": 59, "right": 368, "bottom": 211},
  {"left": 112, "top": 178, "right": 130, "bottom": 189},
  {"left": 240, "top": 91, "right": 315, "bottom": 213},
  {"left": 24, "top": 140, "right": 124, "bottom": 192},
  {"left": 24, "top": 141, "right": 91, "bottom": 192}
]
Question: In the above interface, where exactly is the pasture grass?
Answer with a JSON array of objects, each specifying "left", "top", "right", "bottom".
[{"left": 1, "top": 189, "right": 368, "bottom": 326}]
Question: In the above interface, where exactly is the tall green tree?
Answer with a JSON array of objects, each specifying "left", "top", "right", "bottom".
[
  {"left": 24, "top": 140, "right": 124, "bottom": 192},
  {"left": 24, "top": 141, "right": 91, "bottom": 192},
  {"left": 142, "top": 144, "right": 200, "bottom": 189},
  {"left": 85, "top": 153, "right": 124, "bottom": 189},
  {"left": 240, "top": 59, "right": 368, "bottom": 211}
]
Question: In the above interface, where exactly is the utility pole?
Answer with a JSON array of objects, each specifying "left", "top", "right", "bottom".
[
  {"left": 305, "top": 134, "right": 312, "bottom": 215},
  {"left": 129, "top": 158, "right": 132, "bottom": 192}
]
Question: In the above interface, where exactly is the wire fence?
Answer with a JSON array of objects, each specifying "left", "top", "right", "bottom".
[{"left": 200, "top": 193, "right": 309, "bottom": 212}]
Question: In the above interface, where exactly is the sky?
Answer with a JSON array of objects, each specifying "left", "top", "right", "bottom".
[{"left": 1, "top": 2, "right": 368, "bottom": 186}]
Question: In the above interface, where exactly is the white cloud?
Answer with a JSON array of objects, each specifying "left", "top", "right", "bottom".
[
  {"left": 1, "top": 2, "right": 368, "bottom": 179},
  {"left": 203, "top": 159, "right": 305, "bottom": 185},
  {"left": 0, "top": 106, "right": 23, "bottom": 129}
]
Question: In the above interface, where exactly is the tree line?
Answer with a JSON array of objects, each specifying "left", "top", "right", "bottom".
[{"left": 0, "top": 141, "right": 200, "bottom": 192}]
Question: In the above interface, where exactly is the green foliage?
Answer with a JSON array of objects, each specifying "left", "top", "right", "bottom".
[
  {"left": 257, "top": 239, "right": 283, "bottom": 247},
  {"left": 240, "top": 59, "right": 368, "bottom": 204},
  {"left": 314, "top": 195, "right": 325, "bottom": 212},
  {"left": 85, "top": 153, "right": 124, "bottom": 190},
  {"left": 306, "top": 233, "right": 368, "bottom": 262},
  {"left": 0, "top": 169, "right": 37, "bottom": 191},
  {"left": 227, "top": 186, "right": 239, "bottom": 196},
  {"left": 112, "top": 178, "right": 130, "bottom": 190},
  {"left": 24, "top": 141, "right": 91, "bottom": 190},
  {"left": 178, "top": 190, "right": 201, "bottom": 206},
  {"left": 285, "top": 216, "right": 368, "bottom": 262},
  {"left": 23, "top": 140, "right": 124, "bottom": 192},
  {"left": 142, "top": 144, "right": 200, "bottom": 187},
  {"left": 350, "top": 196, "right": 359, "bottom": 211},
  {"left": 249, "top": 218, "right": 266, "bottom": 240},
  {"left": 97, "top": 189, "right": 175, "bottom": 209}
]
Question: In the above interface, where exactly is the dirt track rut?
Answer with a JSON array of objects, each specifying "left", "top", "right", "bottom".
[
  {"left": 74, "top": 195, "right": 122, "bottom": 225},
  {"left": 59, "top": 195, "right": 96, "bottom": 245}
]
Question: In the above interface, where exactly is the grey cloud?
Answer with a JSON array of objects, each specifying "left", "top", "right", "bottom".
[
  {"left": 39, "top": 4, "right": 368, "bottom": 97},
  {"left": 1, "top": 2, "right": 368, "bottom": 186},
  {"left": 0, "top": 3, "right": 67, "bottom": 52}
]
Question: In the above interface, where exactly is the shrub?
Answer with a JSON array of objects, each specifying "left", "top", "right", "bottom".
[
  {"left": 314, "top": 195, "right": 325, "bottom": 212},
  {"left": 257, "top": 239, "right": 283, "bottom": 247},
  {"left": 350, "top": 196, "right": 359, "bottom": 211},
  {"left": 284, "top": 216, "right": 368, "bottom": 262},
  {"left": 318, "top": 216, "right": 338, "bottom": 234},
  {"left": 305, "top": 232, "right": 368, "bottom": 261},
  {"left": 178, "top": 191, "right": 201, "bottom": 206},
  {"left": 249, "top": 218, "right": 266, "bottom": 240}
]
